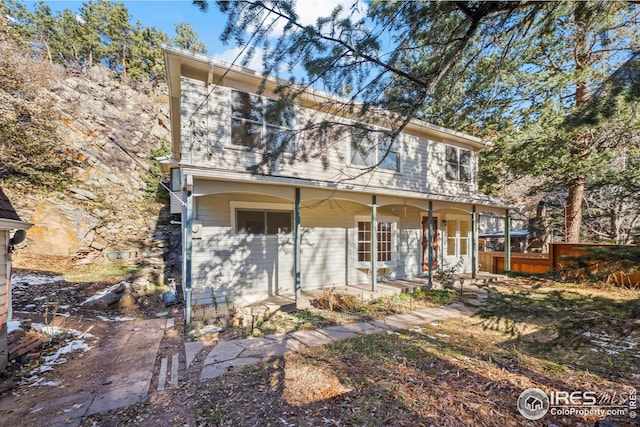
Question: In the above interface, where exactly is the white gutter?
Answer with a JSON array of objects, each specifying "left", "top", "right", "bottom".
[
  {"left": 180, "top": 166, "right": 518, "bottom": 211},
  {"left": 0, "top": 219, "right": 33, "bottom": 230}
]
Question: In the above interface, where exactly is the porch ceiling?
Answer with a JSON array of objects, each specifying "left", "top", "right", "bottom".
[{"left": 188, "top": 171, "right": 516, "bottom": 214}]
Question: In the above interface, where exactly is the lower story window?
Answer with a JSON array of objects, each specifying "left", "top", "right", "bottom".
[
  {"left": 236, "top": 209, "right": 292, "bottom": 234},
  {"left": 446, "top": 219, "right": 469, "bottom": 256},
  {"left": 357, "top": 221, "right": 393, "bottom": 262}
]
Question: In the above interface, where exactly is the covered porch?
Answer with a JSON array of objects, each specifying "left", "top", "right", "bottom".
[{"left": 182, "top": 174, "right": 515, "bottom": 322}]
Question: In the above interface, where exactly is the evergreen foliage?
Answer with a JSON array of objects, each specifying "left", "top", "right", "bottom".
[
  {"left": 173, "top": 22, "right": 207, "bottom": 54},
  {"left": 559, "top": 245, "right": 640, "bottom": 288},
  {"left": 208, "top": 0, "right": 640, "bottom": 242},
  {"left": 1, "top": 0, "right": 209, "bottom": 83}
]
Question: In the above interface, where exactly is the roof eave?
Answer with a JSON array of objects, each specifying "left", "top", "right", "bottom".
[{"left": 0, "top": 218, "right": 33, "bottom": 230}]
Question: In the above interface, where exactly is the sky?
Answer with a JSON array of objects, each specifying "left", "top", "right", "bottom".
[{"left": 25, "top": 0, "right": 365, "bottom": 71}]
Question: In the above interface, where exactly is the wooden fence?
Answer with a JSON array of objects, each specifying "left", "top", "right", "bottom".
[{"left": 480, "top": 243, "right": 640, "bottom": 286}]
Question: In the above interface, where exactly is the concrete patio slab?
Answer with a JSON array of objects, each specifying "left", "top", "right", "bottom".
[
  {"left": 289, "top": 329, "right": 334, "bottom": 347},
  {"left": 318, "top": 326, "right": 360, "bottom": 341},
  {"left": 240, "top": 338, "right": 306, "bottom": 359},
  {"left": 235, "top": 337, "right": 277, "bottom": 350},
  {"left": 185, "top": 341, "right": 204, "bottom": 368},
  {"left": 203, "top": 341, "right": 244, "bottom": 365},
  {"left": 86, "top": 379, "right": 149, "bottom": 415},
  {"left": 200, "top": 357, "right": 262, "bottom": 380}
]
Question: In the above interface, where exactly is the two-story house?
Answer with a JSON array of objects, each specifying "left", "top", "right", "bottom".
[{"left": 161, "top": 46, "right": 514, "bottom": 319}]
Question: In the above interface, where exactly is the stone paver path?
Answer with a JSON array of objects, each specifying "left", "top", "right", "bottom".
[
  {"left": 199, "top": 286, "right": 486, "bottom": 381},
  {"left": 0, "top": 318, "right": 167, "bottom": 427}
]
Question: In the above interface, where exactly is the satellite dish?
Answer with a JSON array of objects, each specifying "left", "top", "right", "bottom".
[{"left": 10, "top": 229, "right": 27, "bottom": 245}]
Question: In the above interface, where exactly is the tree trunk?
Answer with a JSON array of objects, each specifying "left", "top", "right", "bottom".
[
  {"left": 122, "top": 41, "right": 128, "bottom": 85},
  {"left": 566, "top": 180, "right": 584, "bottom": 243},
  {"left": 564, "top": 4, "right": 590, "bottom": 244}
]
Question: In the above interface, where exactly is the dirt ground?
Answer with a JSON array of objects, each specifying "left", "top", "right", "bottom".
[
  {"left": 1, "top": 254, "right": 195, "bottom": 427},
  {"left": 2, "top": 257, "right": 639, "bottom": 426}
]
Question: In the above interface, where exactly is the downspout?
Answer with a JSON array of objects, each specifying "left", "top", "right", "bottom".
[
  {"left": 184, "top": 174, "right": 194, "bottom": 324},
  {"left": 206, "top": 61, "right": 214, "bottom": 156},
  {"left": 371, "top": 195, "right": 377, "bottom": 292},
  {"left": 427, "top": 200, "right": 434, "bottom": 289},
  {"left": 504, "top": 209, "right": 511, "bottom": 273},
  {"left": 471, "top": 205, "right": 477, "bottom": 280},
  {"left": 294, "top": 187, "right": 301, "bottom": 303}
]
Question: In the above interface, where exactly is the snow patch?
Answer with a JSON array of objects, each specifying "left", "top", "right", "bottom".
[
  {"left": 21, "top": 325, "right": 96, "bottom": 386},
  {"left": 7, "top": 320, "right": 21, "bottom": 334},
  {"left": 583, "top": 332, "right": 639, "bottom": 357},
  {"left": 34, "top": 323, "right": 94, "bottom": 339},
  {"left": 80, "top": 281, "right": 129, "bottom": 306},
  {"left": 11, "top": 273, "right": 65, "bottom": 288},
  {"left": 96, "top": 315, "right": 135, "bottom": 322}
]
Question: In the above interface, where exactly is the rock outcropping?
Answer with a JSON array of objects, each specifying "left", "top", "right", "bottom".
[{"left": 4, "top": 64, "right": 179, "bottom": 273}]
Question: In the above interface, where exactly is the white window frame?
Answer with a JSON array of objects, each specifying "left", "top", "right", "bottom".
[
  {"left": 228, "top": 89, "right": 296, "bottom": 154},
  {"left": 230, "top": 201, "right": 293, "bottom": 236},
  {"left": 349, "top": 127, "right": 403, "bottom": 173},
  {"left": 444, "top": 144, "right": 473, "bottom": 183},
  {"left": 444, "top": 214, "right": 471, "bottom": 258},
  {"left": 354, "top": 215, "right": 398, "bottom": 268}
]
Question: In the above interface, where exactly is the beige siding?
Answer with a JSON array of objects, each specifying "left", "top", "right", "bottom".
[
  {"left": 189, "top": 189, "right": 437, "bottom": 302},
  {"left": 191, "top": 193, "right": 296, "bottom": 303},
  {"left": 169, "top": 191, "right": 182, "bottom": 215},
  {"left": 179, "top": 77, "right": 479, "bottom": 197}
]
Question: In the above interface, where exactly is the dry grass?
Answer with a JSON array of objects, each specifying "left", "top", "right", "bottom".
[{"left": 197, "top": 279, "right": 639, "bottom": 426}]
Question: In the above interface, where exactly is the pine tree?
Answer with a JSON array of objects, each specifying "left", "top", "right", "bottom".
[
  {"left": 78, "top": 0, "right": 108, "bottom": 68},
  {"left": 129, "top": 21, "right": 169, "bottom": 83},
  {"left": 208, "top": 1, "right": 639, "bottom": 242},
  {"left": 102, "top": 1, "right": 132, "bottom": 83},
  {"left": 172, "top": 22, "right": 207, "bottom": 54}
]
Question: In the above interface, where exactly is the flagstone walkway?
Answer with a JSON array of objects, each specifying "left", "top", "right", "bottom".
[{"left": 196, "top": 286, "right": 487, "bottom": 381}]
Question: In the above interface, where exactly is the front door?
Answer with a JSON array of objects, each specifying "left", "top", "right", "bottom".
[{"left": 421, "top": 216, "right": 438, "bottom": 271}]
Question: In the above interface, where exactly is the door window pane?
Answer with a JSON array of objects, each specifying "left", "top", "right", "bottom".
[
  {"left": 447, "top": 220, "right": 457, "bottom": 256},
  {"left": 357, "top": 222, "right": 372, "bottom": 262}
]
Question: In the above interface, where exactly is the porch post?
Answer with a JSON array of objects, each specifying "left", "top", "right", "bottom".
[
  {"left": 504, "top": 209, "right": 511, "bottom": 272},
  {"left": 427, "top": 200, "right": 434, "bottom": 289},
  {"left": 294, "top": 187, "right": 301, "bottom": 302},
  {"left": 371, "top": 195, "right": 377, "bottom": 292},
  {"left": 184, "top": 174, "right": 194, "bottom": 324},
  {"left": 471, "top": 205, "right": 477, "bottom": 280}
]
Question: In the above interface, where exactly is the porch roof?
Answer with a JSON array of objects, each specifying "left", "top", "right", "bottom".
[{"left": 183, "top": 166, "right": 518, "bottom": 213}]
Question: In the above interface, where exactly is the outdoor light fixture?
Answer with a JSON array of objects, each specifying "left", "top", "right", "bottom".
[{"left": 250, "top": 306, "right": 259, "bottom": 334}]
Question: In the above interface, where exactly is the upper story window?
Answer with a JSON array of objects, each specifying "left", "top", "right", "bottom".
[
  {"left": 445, "top": 145, "right": 472, "bottom": 182},
  {"left": 231, "top": 90, "right": 294, "bottom": 153},
  {"left": 350, "top": 128, "right": 401, "bottom": 172}
]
